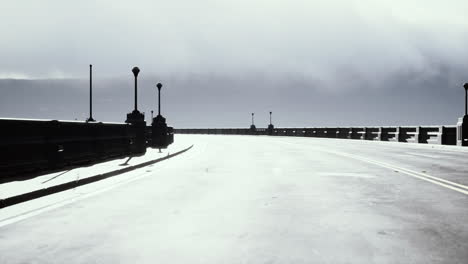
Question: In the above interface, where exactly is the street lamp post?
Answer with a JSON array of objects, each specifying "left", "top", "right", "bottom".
[
  {"left": 157, "top": 83, "right": 162, "bottom": 116},
  {"left": 151, "top": 110, "right": 154, "bottom": 120},
  {"left": 86, "top": 64, "right": 95, "bottom": 122},
  {"left": 132, "top": 67, "right": 140, "bottom": 111},
  {"left": 268, "top": 111, "right": 274, "bottom": 135},
  {"left": 152, "top": 82, "right": 170, "bottom": 151},
  {"left": 125, "top": 66, "right": 145, "bottom": 154},
  {"left": 464, "top": 83, "right": 468, "bottom": 116},
  {"left": 457, "top": 83, "right": 468, "bottom": 146},
  {"left": 250, "top": 112, "right": 256, "bottom": 132}
]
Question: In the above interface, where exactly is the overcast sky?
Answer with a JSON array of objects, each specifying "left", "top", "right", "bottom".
[{"left": 1, "top": 0, "right": 467, "bottom": 127}]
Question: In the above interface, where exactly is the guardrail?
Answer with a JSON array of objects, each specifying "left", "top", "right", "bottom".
[
  {"left": 175, "top": 126, "right": 458, "bottom": 146},
  {"left": 0, "top": 118, "right": 174, "bottom": 182}
]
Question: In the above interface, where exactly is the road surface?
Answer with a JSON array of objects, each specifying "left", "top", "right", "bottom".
[{"left": 1, "top": 135, "right": 467, "bottom": 263}]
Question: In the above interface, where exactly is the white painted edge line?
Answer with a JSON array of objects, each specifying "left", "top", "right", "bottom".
[{"left": 325, "top": 150, "right": 468, "bottom": 196}]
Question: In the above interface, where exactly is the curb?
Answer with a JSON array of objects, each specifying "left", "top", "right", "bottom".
[{"left": 0, "top": 145, "right": 193, "bottom": 209}]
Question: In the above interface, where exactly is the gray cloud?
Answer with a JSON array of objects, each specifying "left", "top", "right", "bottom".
[
  {"left": 0, "top": 0, "right": 467, "bottom": 127},
  {"left": 2, "top": 1, "right": 467, "bottom": 80}
]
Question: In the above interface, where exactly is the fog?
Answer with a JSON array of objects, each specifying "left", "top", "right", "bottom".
[{"left": 1, "top": 0, "right": 467, "bottom": 127}]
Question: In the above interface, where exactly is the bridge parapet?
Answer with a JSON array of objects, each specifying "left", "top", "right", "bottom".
[
  {"left": 175, "top": 125, "right": 460, "bottom": 146},
  {"left": 0, "top": 118, "right": 174, "bottom": 181}
]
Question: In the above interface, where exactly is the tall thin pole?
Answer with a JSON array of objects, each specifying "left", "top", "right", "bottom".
[
  {"left": 269, "top": 111, "right": 272, "bottom": 125},
  {"left": 465, "top": 83, "right": 468, "bottom": 116},
  {"left": 87, "top": 64, "right": 95, "bottom": 122},
  {"left": 158, "top": 89, "right": 161, "bottom": 115},
  {"left": 90, "top": 64, "right": 92, "bottom": 119},
  {"left": 132, "top": 67, "right": 140, "bottom": 111},
  {"left": 252, "top": 113, "right": 254, "bottom": 125},
  {"left": 157, "top": 83, "right": 162, "bottom": 116},
  {"left": 134, "top": 75, "right": 137, "bottom": 111}
]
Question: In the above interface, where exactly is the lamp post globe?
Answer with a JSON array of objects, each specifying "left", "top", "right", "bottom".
[{"left": 132, "top": 67, "right": 140, "bottom": 77}]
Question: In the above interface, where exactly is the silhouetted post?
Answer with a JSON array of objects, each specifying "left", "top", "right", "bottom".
[
  {"left": 268, "top": 111, "right": 274, "bottom": 135},
  {"left": 151, "top": 82, "right": 173, "bottom": 150},
  {"left": 157, "top": 83, "right": 162, "bottom": 115},
  {"left": 457, "top": 83, "right": 468, "bottom": 146},
  {"left": 86, "top": 64, "right": 95, "bottom": 122},
  {"left": 465, "top": 83, "right": 468, "bottom": 116},
  {"left": 125, "top": 66, "right": 146, "bottom": 155},
  {"left": 151, "top": 110, "right": 154, "bottom": 120},
  {"left": 132, "top": 67, "right": 140, "bottom": 111},
  {"left": 250, "top": 112, "right": 256, "bottom": 132}
]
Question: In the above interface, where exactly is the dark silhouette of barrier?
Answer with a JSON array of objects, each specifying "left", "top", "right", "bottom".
[
  {"left": 0, "top": 119, "right": 137, "bottom": 182},
  {"left": 0, "top": 118, "right": 176, "bottom": 182}
]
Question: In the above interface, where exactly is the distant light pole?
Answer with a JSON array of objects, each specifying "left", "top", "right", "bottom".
[
  {"left": 157, "top": 83, "right": 163, "bottom": 115},
  {"left": 151, "top": 110, "right": 154, "bottom": 120},
  {"left": 269, "top": 111, "right": 272, "bottom": 125},
  {"left": 464, "top": 83, "right": 468, "bottom": 116},
  {"left": 250, "top": 112, "right": 256, "bottom": 131},
  {"left": 132, "top": 67, "right": 140, "bottom": 111},
  {"left": 86, "top": 64, "right": 95, "bottom": 122}
]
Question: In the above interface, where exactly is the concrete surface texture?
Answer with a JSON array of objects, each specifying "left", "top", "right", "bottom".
[{"left": 0, "top": 135, "right": 467, "bottom": 264}]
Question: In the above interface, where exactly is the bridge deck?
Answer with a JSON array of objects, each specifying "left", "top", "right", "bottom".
[{"left": 1, "top": 135, "right": 467, "bottom": 263}]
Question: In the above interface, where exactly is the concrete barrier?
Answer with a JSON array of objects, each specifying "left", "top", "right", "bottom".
[
  {"left": 365, "top": 127, "right": 380, "bottom": 140},
  {"left": 175, "top": 124, "right": 459, "bottom": 146},
  {"left": 381, "top": 127, "right": 398, "bottom": 141},
  {"left": 0, "top": 118, "right": 176, "bottom": 182}
]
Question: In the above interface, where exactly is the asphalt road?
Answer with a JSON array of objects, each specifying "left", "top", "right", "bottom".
[{"left": 1, "top": 135, "right": 467, "bottom": 264}]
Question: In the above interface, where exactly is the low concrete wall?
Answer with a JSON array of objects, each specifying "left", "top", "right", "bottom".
[
  {"left": 0, "top": 118, "right": 174, "bottom": 181},
  {"left": 175, "top": 125, "right": 459, "bottom": 146}
]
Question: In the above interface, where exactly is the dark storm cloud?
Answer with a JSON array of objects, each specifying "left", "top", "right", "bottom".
[{"left": 0, "top": 0, "right": 467, "bottom": 126}]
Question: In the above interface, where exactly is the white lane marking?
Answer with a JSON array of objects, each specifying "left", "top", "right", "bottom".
[
  {"left": 404, "top": 152, "right": 441, "bottom": 159},
  {"left": 325, "top": 150, "right": 468, "bottom": 196},
  {"left": 274, "top": 139, "right": 468, "bottom": 195},
  {"left": 318, "top": 172, "right": 376, "bottom": 179}
]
